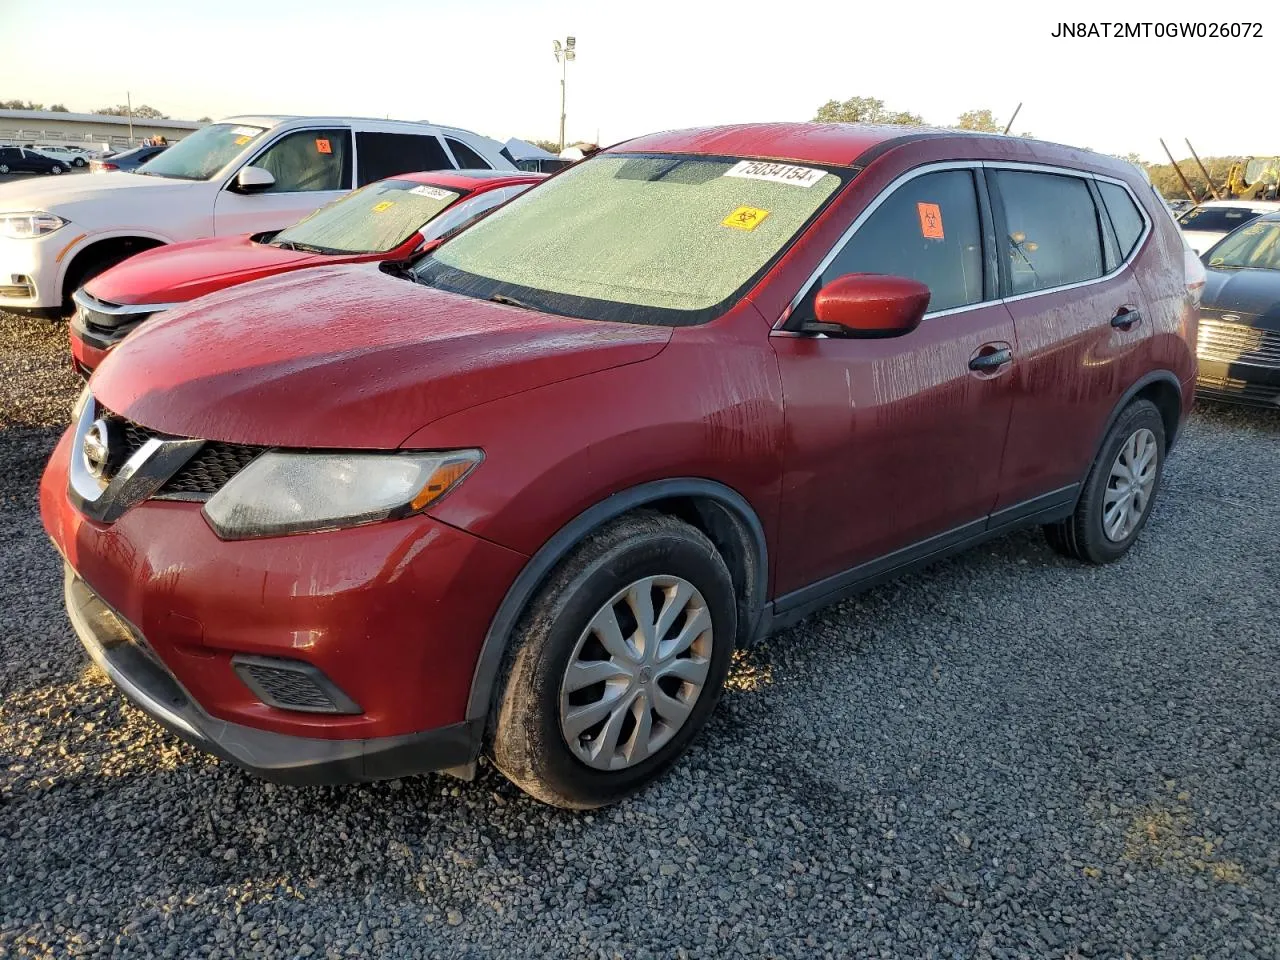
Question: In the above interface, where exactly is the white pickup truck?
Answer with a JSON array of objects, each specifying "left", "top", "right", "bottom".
[{"left": 0, "top": 115, "right": 514, "bottom": 313}]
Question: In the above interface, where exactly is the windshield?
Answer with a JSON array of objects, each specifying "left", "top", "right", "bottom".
[
  {"left": 270, "top": 179, "right": 463, "bottom": 254},
  {"left": 1178, "top": 206, "right": 1264, "bottom": 233},
  {"left": 1244, "top": 158, "right": 1280, "bottom": 187},
  {"left": 412, "top": 153, "right": 846, "bottom": 325},
  {"left": 137, "top": 123, "right": 267, "bottom": 180},
  {"left": 1205, "top": 220, "right": 1280, "bottom": 270}
]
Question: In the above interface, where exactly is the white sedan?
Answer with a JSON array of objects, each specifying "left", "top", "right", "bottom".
[{"left": 1177, "top": 200, "right": 1280, "bottom": 254}]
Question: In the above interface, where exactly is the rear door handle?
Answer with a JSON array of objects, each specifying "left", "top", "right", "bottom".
[
  {"left": 969, "top": 347, "right": 1012, "bottom": 371},
  {"left": 1111, "top": 307, "right": 1143, "bottom": 330}
]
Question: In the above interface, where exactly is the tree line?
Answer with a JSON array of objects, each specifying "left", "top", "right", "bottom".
[
  {"left": 2, "top": 98, "right": 213, "bottom": 123},
  {"left": 812, "top": 95, "right": 1247, "bottom": 200}
]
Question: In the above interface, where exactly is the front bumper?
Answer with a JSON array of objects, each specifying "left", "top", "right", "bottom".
[
  {"left": 41, "top": 425, "right": 529, "bottom": 781},
  {"left": 1196, "top": 358, "right": 1280, "bottom": 408},
  {"left": 0, "top": 230, "right": 72, "bottom": 310},
  {"left": 63, "top": 567, "right": 479, "bottom": 784}
]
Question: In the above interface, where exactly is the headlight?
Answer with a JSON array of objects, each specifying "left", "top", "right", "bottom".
[
  {"left": 0, "top": 212, "right": 68, "bottom": 239},
  {"left": 202, "top": 450, "right": 482, "bottom": 540}
]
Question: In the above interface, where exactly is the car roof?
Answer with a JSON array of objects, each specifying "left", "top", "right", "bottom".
[
  {"left": 1189, "top": 199, "right": 1280, "bottom": 209},
  {"left": 608, "top": 122, "right": 1146, "bottom": 178},
  {"left": 388, "top": 170, "right": 546, "bottom": 191}
]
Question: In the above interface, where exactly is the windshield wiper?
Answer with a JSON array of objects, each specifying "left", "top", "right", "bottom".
[
  {"left": 489, "top": 293, "right": 537, "bottom": 310},
  {"left": 273, "top": 240, "right": 335, "bottom": 254}
]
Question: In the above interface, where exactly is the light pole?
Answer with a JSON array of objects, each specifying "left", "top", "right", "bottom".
[{"left": 552, "top": 36, "right": 576, "bottom": 152}]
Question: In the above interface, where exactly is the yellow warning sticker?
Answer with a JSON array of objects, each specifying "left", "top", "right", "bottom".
[
  {"left": 234, "top": 136, "right": 251, "bottom": 146},
  {"left": 722, "top": 206, "right": 769, "bottom": 231},
  {"left": 371, "top": 200, "right": 395, "bottom": 213}
]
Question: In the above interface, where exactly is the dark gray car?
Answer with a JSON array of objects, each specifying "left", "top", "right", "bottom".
[{"left": 90, "top": 145, "right": 168, "bottom": 173}]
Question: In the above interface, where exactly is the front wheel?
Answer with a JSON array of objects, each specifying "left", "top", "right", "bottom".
[
  {"left": 1044, "top": 398, "right": 1165, "bottom": 564},
  {"left": 0, "top": 164, "right": 9, "bottom": 174},
  {"left": 50, "top": 165, "right": 63, "bottom": 175},
  {"left": 73, "top": 157, "right": 86, "bottom": 167},
  {"left": 489, "top": 512, "right": 737, "bottom": 808}
]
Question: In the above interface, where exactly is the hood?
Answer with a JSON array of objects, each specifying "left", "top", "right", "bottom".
[
  {"left": 83, "top": 234, "right": 324, "bottom": 306},
  {"left": 1202, "top": 268, "right": 1280, "bottom": 329},
  {"left": 0, "top": 171, "right": 199, "bottom": 229},
  {"left": 90, "top": 265, "right": 672, "bottom": 448}
]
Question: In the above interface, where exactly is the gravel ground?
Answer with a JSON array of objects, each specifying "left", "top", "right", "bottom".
[{"left": 1, "top": 308, "right": 1277, "bottom": 959}]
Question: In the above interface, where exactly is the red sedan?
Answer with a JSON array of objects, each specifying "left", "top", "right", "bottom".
[
  {"left": 68, "top": 169, "right": 544, "bottom": 375},
  {"left": 42, "top": 124, "right": 1200, "bottom": 808}
]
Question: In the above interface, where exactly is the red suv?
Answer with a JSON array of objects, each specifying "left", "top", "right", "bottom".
[
  {"left": 41, "top": 124, "right": 1201, "bottom": 808},
  {"left": 68, "top": 170, "right": 544, "bottom": 375}
]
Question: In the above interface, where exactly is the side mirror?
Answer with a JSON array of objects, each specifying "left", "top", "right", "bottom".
[
  {"left": 805, "top": 273, "right": 930, "bottom": 338},
  {"left": 231, "top": 166, "right": 275, "bottom": 193}
]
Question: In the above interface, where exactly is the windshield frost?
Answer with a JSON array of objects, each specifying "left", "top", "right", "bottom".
[
  {"left": 414, "top": 154, "right": 843, "bottom": 324},
  {"left": 138, "top": 123, "right": 267, "bottom": 180},
  {"left": 1206, "top": 220, "right": 1280, "bottom": 270},
  {"left": 271, "top": 180, "right": 461, "bottom": 254}
]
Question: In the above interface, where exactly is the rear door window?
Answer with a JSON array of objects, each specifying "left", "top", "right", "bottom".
[
  {"left": 444, "top": 137, "right": 491, "bottom": 169},
  {"left": 250, "top": 129, "right": 352, "bottom": 193},
  {"left": 804, "top": 168, "right": 986, "bottom": 314},
  {"left": 1097, "top": 182, "right": 1146, "bottom": 259},
  {"left": 991, "top": 170, "right": 1104, "bottom": 294},
  {"left": 356, "top": 133, "right": 453, "bottom": 186}
]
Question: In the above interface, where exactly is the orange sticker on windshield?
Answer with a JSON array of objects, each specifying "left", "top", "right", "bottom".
[
  {"left": 917, "top": 202, "right": 944, "bottom": 239},
  {"left": 722, "top": 206, "right": 769, "bottom": 231},
  {"left": 371, "top": 200, "right": 394, "bottom": 213},
  {"left": 234, "top": 135, "right": 251, "bottom": 146},
  {"left": 315, "top": 138, "right": 332, "bottom": 154}
]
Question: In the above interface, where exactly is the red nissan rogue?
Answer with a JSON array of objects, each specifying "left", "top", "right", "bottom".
[
  {"left": 41, "top": 124, "right": 1202, "bottom": 809},
  {"left": 67, "top": 169, "right": 544, "bottom": 376}
]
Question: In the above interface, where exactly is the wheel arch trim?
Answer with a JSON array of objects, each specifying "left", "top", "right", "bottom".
[
  {"left": 1086, "top": 370, "right": 1184, "bottom": 485},
  {"left": 464, "top": 477, "right": 769, "bottom": 724}
]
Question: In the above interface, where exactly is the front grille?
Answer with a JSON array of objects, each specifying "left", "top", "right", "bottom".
[
  {"left": 1197, "top": 317, "right": 1280, "bottom": 368},
  {"left": 99, "top": 407, "right": 264, "bottom": 498},
  {"left": 231, "top": 656, "right": 362, "bottom": 714},
  {"left": 162, "top": 443, "right": 264, "bottom": 496},
  {"left": 76, "top": 292, "right": 153, "bottom": 334}
]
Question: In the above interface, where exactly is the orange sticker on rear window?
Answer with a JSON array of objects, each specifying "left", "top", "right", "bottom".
[
  {"left": 234, "top": 135, "right": 251, "bottom": 146},
  {"left": 315, "top": 138, "right": 332, "bottom": 154},
  {"left": 371, "top": 200, "right": 394, "bottom": 213},
  {"left": 917, "top": 202, "right": 944, "bottom": 240}
]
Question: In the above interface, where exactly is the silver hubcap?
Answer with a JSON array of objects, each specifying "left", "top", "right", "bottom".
[
  {"left": 559, "top": 575, "right": 713, "bottom": 771},
  {"left": 1103, "top": 427, "right": 1158, "bottom": 542}
]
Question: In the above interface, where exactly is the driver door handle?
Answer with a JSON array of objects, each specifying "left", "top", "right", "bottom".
[
  {"left": 1111, "top": 307, "right": 1143, "bottom": 330},
  {"left": 969, "top": 347, "right": 1013, "bottom": 371}
]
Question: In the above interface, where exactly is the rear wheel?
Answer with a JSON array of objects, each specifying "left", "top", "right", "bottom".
[
  {"left": 1044, "top": 398, "right": 1165, "bottom": 564},
  {"left": 0, "top": 164, "right": 9, "bottom": 174},
  {"left": 489, "top": 512, "right": 737, "bottom": 808}
]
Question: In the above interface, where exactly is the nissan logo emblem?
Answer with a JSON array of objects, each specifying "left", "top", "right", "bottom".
[{"left": 82, "top": 418, "right": 115, "bottom": 480}]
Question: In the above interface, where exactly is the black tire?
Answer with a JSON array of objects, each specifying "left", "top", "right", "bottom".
[
  {"left": 1044, "top": 398, "right": 1166, "bottom": 564},
  {"left": 51, "top": 165, "right": 63, "bottom": 175},
  {"left": 74, "top": 157, "right": 86, "bottom": 167},
  {"left": 60, "top": 241, "right": 160, "bottom": 316},
  {"left": 489, "top": 512, "right": 737, "bottom": 809},
  {"left": 0, "top": 164, "right": 8, "bottom": 174}
]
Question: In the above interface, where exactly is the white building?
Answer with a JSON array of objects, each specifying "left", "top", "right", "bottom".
[{"left": 0, "top": 109, "right": 203, "bottom": 151}]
